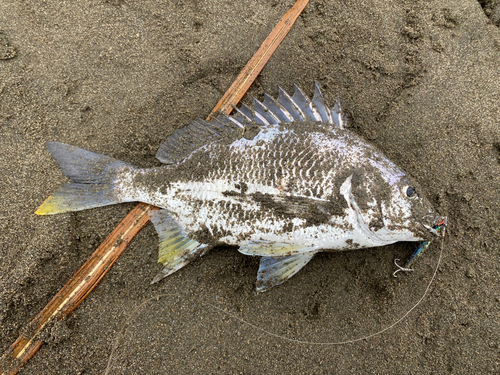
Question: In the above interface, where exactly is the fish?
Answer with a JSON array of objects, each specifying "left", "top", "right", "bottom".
[{"left": 36, "top": 83, "right": 446, "bottom": 292}]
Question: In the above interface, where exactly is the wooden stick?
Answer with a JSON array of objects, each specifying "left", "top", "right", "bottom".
[
  {"left": 0, "top": 1, "right": 309, "bottom": 373},
  {"left": 0, "top": 203, "right": 154, "bottom": 374},
  {"left": 210, "top": 0, "right": 309, "bottom": 117}
]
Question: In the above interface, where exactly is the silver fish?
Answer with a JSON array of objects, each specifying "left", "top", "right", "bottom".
[{"left": 36, "top": 83, "right": 446, "bottom": 291}]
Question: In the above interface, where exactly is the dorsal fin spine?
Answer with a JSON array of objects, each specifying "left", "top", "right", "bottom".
[
  {"left": 252, "top": 97, "right": 281, "bottom": 124},
  {"left": 253, "top": 111, "right": 270, "bottom": 125},
  {"left": 222, "top": 114, "right": 245, "bottom": 129},
  {"left": 239, "top": 102, "right": 269, "bottom": 125},
  {"left": 263, "top": 93, "right": 294, "bottom": 123},
  {"left": 278, "top": 86, "right": 305, "bottom": 121},
  {"left": 312, "top": 82, "right": 333, "bottom": 124},
  {"left": 231, "top": 104, "right": 252, "bottom": 123},
  {"left": 332, "top": 97, "right": 346, "bottom": 129},
  {"left": 238, "top": 103, "right": 253, "bottom": 119},
  {"left": 292, "top": 83, "right": 322, "bottom": 122}
]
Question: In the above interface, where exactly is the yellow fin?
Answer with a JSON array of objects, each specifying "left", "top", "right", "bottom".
[
  {"left": 149, "top": 210, "right": 210, "bottom": 283},
  {"left": 35, "top": 182, "right": 120, "bottom": 215},
  {"left": 35, "top": 195, "right": 66, "bottom": 215}
]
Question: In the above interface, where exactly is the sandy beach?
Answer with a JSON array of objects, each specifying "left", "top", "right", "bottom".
[{"left": 1, "top": 0, "right": 499, "bottom": 373}]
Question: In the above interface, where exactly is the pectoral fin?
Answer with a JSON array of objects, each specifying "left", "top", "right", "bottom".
[
  {"left": 149, "top": 209, "right": 209, "bottom": 283},
  {"left": 256, "top": 252, "right": 317, "bottom": 292},
  {"left": 340, "top": 175, "right": 388, "bottom": 246}
]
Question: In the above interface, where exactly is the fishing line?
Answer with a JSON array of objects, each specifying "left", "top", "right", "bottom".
[
  {"left": 105, "top": 237, "right": 444, "bottom": 372},
  {"left": 206, "top": 236, "right": 445, "bottom": 345}
]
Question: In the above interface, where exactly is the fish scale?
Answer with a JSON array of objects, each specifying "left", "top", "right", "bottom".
[{"left": 35, "top": 83, "right": 445, "bottom": 291}]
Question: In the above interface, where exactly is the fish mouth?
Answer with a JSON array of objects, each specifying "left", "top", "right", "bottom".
[{"left": 422, "top": 216, "right": 447, "bottom": 238}]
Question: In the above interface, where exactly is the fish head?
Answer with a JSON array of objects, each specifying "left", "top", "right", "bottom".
[{"left": 379, "top": 174, "right": 446, "bottom": 242}]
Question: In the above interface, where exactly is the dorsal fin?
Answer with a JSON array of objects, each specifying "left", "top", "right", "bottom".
[
  {"left": 156, "top": 83, "right": 345, "bottom": 164},
  {"left": 155, "top": 117, "right": 245, "bottom": 164}
]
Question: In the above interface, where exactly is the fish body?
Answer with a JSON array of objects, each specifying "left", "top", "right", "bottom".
[
  {"left": 36, "top": 84, "right": 444, "bottom": 291},
  {"left": 119, "top": 123, "right": 433, "bottom": 249}
]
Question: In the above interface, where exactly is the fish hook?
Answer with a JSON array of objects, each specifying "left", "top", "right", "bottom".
[{"left": 392, "top": 258, "right": 414, "bottom": 277}]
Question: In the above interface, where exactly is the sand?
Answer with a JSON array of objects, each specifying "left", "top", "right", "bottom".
[{"left": 1, "top": 0, "right": 499, "bottom": 373}]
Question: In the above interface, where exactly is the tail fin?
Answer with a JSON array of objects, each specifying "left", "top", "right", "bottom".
[{"left": 36, "top": 142, "right": 133, "bottom": 215}]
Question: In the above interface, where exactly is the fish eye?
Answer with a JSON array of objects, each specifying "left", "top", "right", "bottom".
[{"left": 405, "top": 186, "right": 417, "bottom": 199}]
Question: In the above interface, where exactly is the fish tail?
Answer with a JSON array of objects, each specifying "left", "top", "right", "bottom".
[{"left": 36, "top": 142, "right": 133, "bottom": 215}]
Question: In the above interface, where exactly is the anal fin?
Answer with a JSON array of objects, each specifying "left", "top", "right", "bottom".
[
  {"left": 257, "top": 252, "right": 317, "bottom": 292},
  {"left": 149, "top": 210, "right": 209, "bottom": 283}
]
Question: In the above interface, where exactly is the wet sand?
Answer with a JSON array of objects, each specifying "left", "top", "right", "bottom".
[{"left": 1, "top": 0, "right": 500, "bottom": 373}]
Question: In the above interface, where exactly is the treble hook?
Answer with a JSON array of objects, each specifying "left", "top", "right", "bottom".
[{"left": 392, "top": 258, "right": 414, "bottom": 277}]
